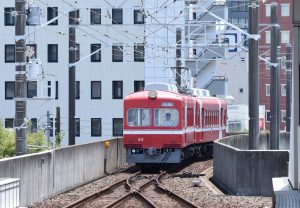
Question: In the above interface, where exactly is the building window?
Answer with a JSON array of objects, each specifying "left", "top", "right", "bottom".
[
  {"left": 134, "top": 81, "right": 144, "bottom": 92},
  {"left": 112, "top": 8, "right": 123, "bottom": 24},
  {"left": 281, "top": 31, "right": 290, "bottom": 44},
  {"left": 76, "top": 81, "right": 80, "bottom": 99},
  {"left": 47, "top": 81, "right": 51, "bottom": 97},
  {"left": 192, "top": 12, "right": 197, "bottom": 20},
  {"left": 75, "top": 44, "right": 80, "bottom": 62},
  {"left": 91, "top": 118, "right": 101, "bottom": 136},
  {"left": 281, "top": 4, "right": 290, "bottom": 17},
  {"left": 55, "top": 81, "right": 58, "bottom": 100},
  {"left": 239, "top": 88, "right": 244, "bottom": 93},
  {"left": 265, "top": 31, "right": 271, "bottom": 44},
  {"left": 91, "top": 81, "right": 101, "bottom": 99},
  {"left": 5, "top": 44, "right": 15, "bottom": 63},
  {"left": 113, "top": 118, "right": 123, "bottom": 136},
  {"left": 47, "top": 81, "right": 58, "bottom": 99},
  {"left": 75, "top": 118, "right": 80, "bottom": 137},
  {"left": 47, "top": 7, "right": 58, "bottom": 25},
  {"left": 27, "top": 81, "right": 37, "bottom": 98},
  {"left": 265, "top": 84, "right": 270, "bottom": 96},
  {"left": 5, "top": 81, "right": 15, "bottom": 100},
  {"left": 281, "top": 84, "right": 286, "bottom": 96},
  {"left": 48, "top": 44, "right": 58, "bottom": 62},
  {"left": 266, "top": 111, "right": 271, "bottom": 122},
  {"left": 91, "top": 44, "right": 101, "bottom": 62},
  {"left": 265, "top": 57, "right": 270, "bottom": 70},
  {"left": 134, "top": 10, "right": 144, "bottom": 24},
  {"left": 91, "top": 9, "right": 101, "bottom": 24},
  {"left": 30, "top": 118, "right": 37, "bottom": 133},
  {"left": 134, "top": 44, "right": 144, "bottom": 62},
  {"left": 113, "top": 81, "right": 123, "bottom": 99},
  {"left": 265, "top": 4, "right": 271, "bottom": 17},
  {"left": 112, "top": 45, "right": 123, "bottom": 62},
  {"left": 5, "top": 118, "right": 14, "bottom": 128},
  {"left": 5, "top": 8, "right": 15, "bottom": 26},
  {"left": 281, "top": 110, "right": 286, "bottom": 123}
]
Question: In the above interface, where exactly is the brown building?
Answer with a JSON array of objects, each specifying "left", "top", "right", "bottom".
[{"left": 258, "top": 0, "right": 292, "bottom": 130}]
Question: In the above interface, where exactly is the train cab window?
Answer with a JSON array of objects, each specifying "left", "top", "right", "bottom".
[
  {"left": 127, "top": 108, "right": 151, "bottom": 127},
  {"left": 154, "top": 108, "right": 179, "bottom": 127}
]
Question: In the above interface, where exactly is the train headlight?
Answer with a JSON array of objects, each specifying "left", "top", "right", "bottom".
[
  {"left": 131, "top": 149, "right": 136, "bottom": 153},
  {"left": 148, "top": 91, "right": 157, "bottom": 99}
]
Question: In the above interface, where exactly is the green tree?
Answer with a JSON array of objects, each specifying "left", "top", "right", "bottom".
[{"left": 0, "top": 120, "right": 49, "bottom": 158}]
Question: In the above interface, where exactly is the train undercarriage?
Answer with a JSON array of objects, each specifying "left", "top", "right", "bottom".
[{"left": 126, "top": 142, "right": 214, "bottom": 164}]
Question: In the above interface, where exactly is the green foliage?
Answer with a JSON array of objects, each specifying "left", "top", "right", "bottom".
[
  {"left": 0, "top": 120, "right": 48, "bottom": 159},
  {"left": 0, "top": 121, "right": 15, "bottom": 158},
  {"left": 55, "top": 132, "right": 64, "bottom": 149}
]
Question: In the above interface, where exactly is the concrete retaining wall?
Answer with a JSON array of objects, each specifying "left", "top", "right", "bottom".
[
  {"left": 0, "top": 138, "right": 125, "bottom": 206},
  {"left": 213, "top": 134, "right": 289, "bottom": 196}
]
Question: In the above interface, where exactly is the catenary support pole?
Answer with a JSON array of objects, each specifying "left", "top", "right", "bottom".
[
  {"left": 289, "top": 0, "right": 300, "bottom": 189},
  {"left": 286, "top": 44, "right": 292, "bottom": 132},
  {"left": 270, "top": 2, "right": 280, "bottom": 150},
  {"left": 176, "top": 28, "right": 182, "bottom": 87},
  {"left": 55, "top": 107, "right": 61, "bottom": 136},
  {"left": 47, "top": 111, "right": 51, "bottom": 144},
  {"left": 248, "top": 0, "right": 259, "bottom": 150},
  {"left": 68, "top": 10, "right": 77, "bottom": 146},
  {"left": 15, "top": 0, "right": 27, "bottom": 155}
]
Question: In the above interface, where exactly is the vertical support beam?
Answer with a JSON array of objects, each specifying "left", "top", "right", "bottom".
[
  {"left": 55, "top": 106, "right": 61, "bottom": 136},
  {"left": 286, "top": 44, "right": 292, "bottom": 132},
  {"left": 47, "top": 111, "right": 51, "bottom": 144},
  {"left": 15, "top": 0, "right": 27, "bottom": 156},
  {"left": 289, "top": 0, "right": 300, "bottom": 189},
  {"left": 176, "top": 28, "right": 182, "bottom": 87},
  {"left": 248, "top": 1, "right": 259, "bottom": 150},
  {"left": 68, "top": 10, "right": 77, "bottom": 146},
  {"left": 270, "top": 2, "right": 280, "bottom": 150}
]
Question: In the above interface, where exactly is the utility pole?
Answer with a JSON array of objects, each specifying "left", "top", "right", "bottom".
[
  {"left": 55, "top": 107, "right": 61, "bottom": 136},
  {"left": 286, "top": 44, "right": 292, "bottom": 132},
  {"left": 15, "top": 0, "right": 27, "bottom": 155},
  {"left": 289, "top": 0, "right": 300, "bottom": 189},
  {"left": 68, "top": 10, "right": 77, "bottom": 146},
  {"left": 176, "top": 28, "right": 182, "bottom": 87},
  {"left": 46, "top": 111, "right": 51, "bottom": 144},
  {"left": 270, "top": 2, "right": 280, "bottom": 150},
  {"left": 248, "top": 0, "right": 259, "bottom": 150}
]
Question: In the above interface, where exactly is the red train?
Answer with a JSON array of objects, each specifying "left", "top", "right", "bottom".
[{"left": 123, "top": 85, "right": 227, "bottom": 164}]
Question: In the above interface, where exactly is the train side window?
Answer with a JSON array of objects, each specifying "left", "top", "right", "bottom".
[
  {"left": 127, "top": 108, "right": 151, "bottom": 127},
  {"left": 154, "top": 108, "right": 179, "bottom": 127}
]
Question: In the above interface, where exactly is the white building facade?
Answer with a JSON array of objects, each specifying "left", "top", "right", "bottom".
[{"left": 0, "top": 0, "right": 145, "bottom": 146}]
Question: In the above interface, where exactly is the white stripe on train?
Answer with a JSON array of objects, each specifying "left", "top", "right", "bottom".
[{"left": 123, "top": 127, "right": 226, "bottom": 135}]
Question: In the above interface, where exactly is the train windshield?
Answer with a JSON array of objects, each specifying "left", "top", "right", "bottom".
[
  {"left": 127, "top": 108, "right": 151, "bottom": 127},
  {"left": 154, "top": 108, "right": 179, "bottom": 127}
]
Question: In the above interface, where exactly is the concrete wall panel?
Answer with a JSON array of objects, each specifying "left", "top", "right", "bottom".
[
  {"left": 0, "top": 138, "right": 125, "bottom": 206},
  {"left": 214, "top": 135, "right": 289, "bottom": 196}
]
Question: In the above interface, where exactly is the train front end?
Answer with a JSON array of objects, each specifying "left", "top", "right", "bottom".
[{"left": 123, "top": 90, "right": 184, "bottom": 164}]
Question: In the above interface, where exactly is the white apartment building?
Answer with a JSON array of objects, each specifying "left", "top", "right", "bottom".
[{"left": 0, "top": 0, "right": 145, "bottom": 146}]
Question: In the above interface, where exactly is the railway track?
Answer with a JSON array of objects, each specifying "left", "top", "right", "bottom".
[{"left": 63, "top": 171, "right": 199, "bottom": 208}]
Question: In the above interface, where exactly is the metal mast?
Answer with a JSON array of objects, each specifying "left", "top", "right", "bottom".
[
  {"left": 270, "top": 2, "right": 280, "bottom": 150},
  {"left": 176, "top": 28, "right": 182, "bottom": 87},
  {"left": 68, "top": 10, "right": 77, "bottom": 145},
  {"left": 285, "top": 44, "right": 292, "bottom": 132},
  {"left": 15, "top": 0, "right": 27, "bottom": 155},
  {"left": 248, "top": 0, "right": 259, "bottom": 149}
]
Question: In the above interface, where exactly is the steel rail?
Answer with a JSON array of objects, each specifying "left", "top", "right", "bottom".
[
  {"left": 63, "top": 179, "right": 127, "bottom": 208},
  {"left": 154, "top": 172, "right": 199, "bottom": 208},
  {"left": 63, "top": 172, "right": 141, "bottom": 208}
]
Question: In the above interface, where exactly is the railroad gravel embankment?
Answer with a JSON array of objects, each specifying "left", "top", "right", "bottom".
[{"left": 32, "top": 160, "right": 272, "bottom": 208}]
